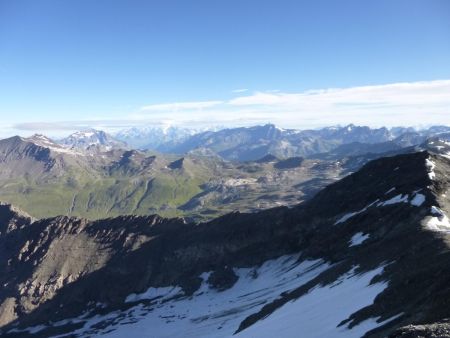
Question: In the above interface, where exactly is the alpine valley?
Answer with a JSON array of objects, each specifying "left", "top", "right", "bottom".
[{"left": 1, "top": 125, "right": 450, "bottom": 337}]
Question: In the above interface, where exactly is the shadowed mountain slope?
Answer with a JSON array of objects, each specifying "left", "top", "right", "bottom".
[{"left": 1, "top": 151, "right": 450, "bottom": 337}]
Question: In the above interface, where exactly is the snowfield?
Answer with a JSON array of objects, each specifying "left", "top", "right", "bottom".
[
  {"left": 12, "top": 255, "right": 395, "bottom": 338},
  {"left": 235, "top": 266, "right": 398, "bottom": 338}
]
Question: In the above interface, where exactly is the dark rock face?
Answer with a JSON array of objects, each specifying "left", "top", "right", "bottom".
[
  {"left": 0, "top": 203, "right": 34, "bottom": 235},
  {"left": 207, "top": 266, "right": 239, "bottom": 291},
  {"left": 255, "top": 154, "right": 279, "bottom": 163},
  {"left": 1, "top": 151, "right": 450, "bottom": 337},
  {"left": 168, "top": 157, "right": 185, "bottom": 169}
]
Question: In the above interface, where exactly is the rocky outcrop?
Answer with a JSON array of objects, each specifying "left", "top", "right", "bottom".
[{"left": 390, "top": 320, "right": 450, "bottom": 338}]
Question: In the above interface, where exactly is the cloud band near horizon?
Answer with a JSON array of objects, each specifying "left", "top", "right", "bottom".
[{"left": 5, "top": 79, "right": 450, "bottom": 138}]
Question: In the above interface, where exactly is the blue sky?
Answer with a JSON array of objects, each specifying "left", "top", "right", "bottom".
[{"left": 0, "top": 0, "right": 449, "bottom": 136}]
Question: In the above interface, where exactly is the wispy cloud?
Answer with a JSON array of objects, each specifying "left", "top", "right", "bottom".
[
  {"left": 229, "top": 80, "right": 450, "bottom": 108},
  {"left": 140, "top": 100, "right": 223, "bottom": 111},
  {"left": 13, "top": 122, "right": 87, "bottom": 131},
  {"left": 231, "top": 88, "right": 249, "bottom": 93},
  {"left": 226, "top": 80, "right": 450, "bottom": 127}
]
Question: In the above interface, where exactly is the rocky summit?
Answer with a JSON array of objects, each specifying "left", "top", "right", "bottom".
[{"left": 1, "top": 151, "right": 450, "bottom": 337}]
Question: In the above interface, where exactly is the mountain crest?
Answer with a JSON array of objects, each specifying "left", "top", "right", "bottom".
[{"left": 0, "top": 202, "right": 34, "bottom": 235}]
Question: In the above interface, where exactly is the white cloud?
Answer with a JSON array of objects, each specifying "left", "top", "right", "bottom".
[
  {"left": 229, "top": 80, "right": 450, "bottom": 108},
  {"left": 231, "top": 88, "right": 249, "bottom": 93},
  {"left": 140, "top": 100, "right": 223, "bottom": 111},
  {"left": 4, "top": 80, "right": 450, "bottom": 139},
  {"left": 226, "top": 80, "right": 450, "bottom": 127}
]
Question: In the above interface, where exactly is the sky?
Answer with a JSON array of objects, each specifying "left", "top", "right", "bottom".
[{"left": 0, "top": 0, "right": 449, "bottom": 137}]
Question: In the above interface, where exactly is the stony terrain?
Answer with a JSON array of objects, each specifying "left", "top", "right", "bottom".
[{"left": 390, "top": 320, "right": 450, "bottom": 338}]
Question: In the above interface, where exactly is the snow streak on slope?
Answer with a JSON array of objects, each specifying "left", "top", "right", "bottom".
[
  {"left": 378, "top": 194, "right": 409, "bottom": 206},
  {"left": 334, "top": 200, "right": 380, "bottom": 225},
  {"left": 335, "top": 190, "right": 428, "bottom": 226},
  {"left": 235, "top": 266, "right": 391, "bottom": 338},
  {"left": 349, "top": 232, "right": 370, "bottom": 247}
]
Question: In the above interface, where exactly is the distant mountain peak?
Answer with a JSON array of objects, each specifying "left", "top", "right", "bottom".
[
  {"left": 16, "top": 134, "right": 83, "bottom": 156},
  {"left": 27, "top": 134, "right": 58, "bottom": 146},
  {"left": 61, "top": 129, "right": 127, "bottom": 152},
  {"left": 115, "top": 125, "right": 211, "bottom": 150}
]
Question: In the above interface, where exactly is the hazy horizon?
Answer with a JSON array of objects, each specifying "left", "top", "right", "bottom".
[{"left": 3, "top": 120, "right": 450, "bottom": 141}]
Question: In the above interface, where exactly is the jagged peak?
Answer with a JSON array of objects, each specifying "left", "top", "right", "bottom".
[
  {"left": 27, "top": 133, "right": 54, "bottom": 142},
  {"left": 0, "top": 202, "right": 34, "bottom": 235},
  {"left": 0, "top": 135, "right": 26, "bottom": 144}
]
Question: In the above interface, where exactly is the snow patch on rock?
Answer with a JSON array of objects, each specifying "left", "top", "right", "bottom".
[
  {"left": 349, "top": 232, "right": 370, "bottom": 247},
  {"left": 334, "top": 200, "right": 379, "bottom": 225},
  {"left": 426, "top": 158, "right": 436, "bottom": 180},
  {"left": 378, "top": 194, "right": 409, "bottom": 207},
  {"left": 410, "top": 193, "right": 426, "bottom": 207},
  {"left": 335, "top": 191, "right": 428, "bottom": 226},
  {"left": 385, "top": 188, "right": 396, "bottom": 195},
  {"left": 426, "top": 206, "right": 450, "bottom": 233}
]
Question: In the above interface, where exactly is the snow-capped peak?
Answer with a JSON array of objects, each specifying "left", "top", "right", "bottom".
[
  {"left": 25, "top": 134, "right": 83, "bottom": 155},
  {"left": 61, "top": 129, "right": 126, "bottom": 151}
]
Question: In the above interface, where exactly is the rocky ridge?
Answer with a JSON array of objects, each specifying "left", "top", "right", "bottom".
[{"left": 0, "top": 151, "right": 450, "bottom": 337}]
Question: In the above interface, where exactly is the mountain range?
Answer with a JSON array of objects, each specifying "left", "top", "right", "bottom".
[
  {"left": 0, "top": 132, "right": 355, "bottom": 221},
  {"left": 114, "top": 124, "right": 450, "bottom": 161},
  {"left": 1, "top": 150, "right": 450, "bottom": 337},
  {"left": 0, "top": 125, "right": 448, "bottom": 222},
  {"left": 114, "top": 126, "right": 211, "bottom": 150}
]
